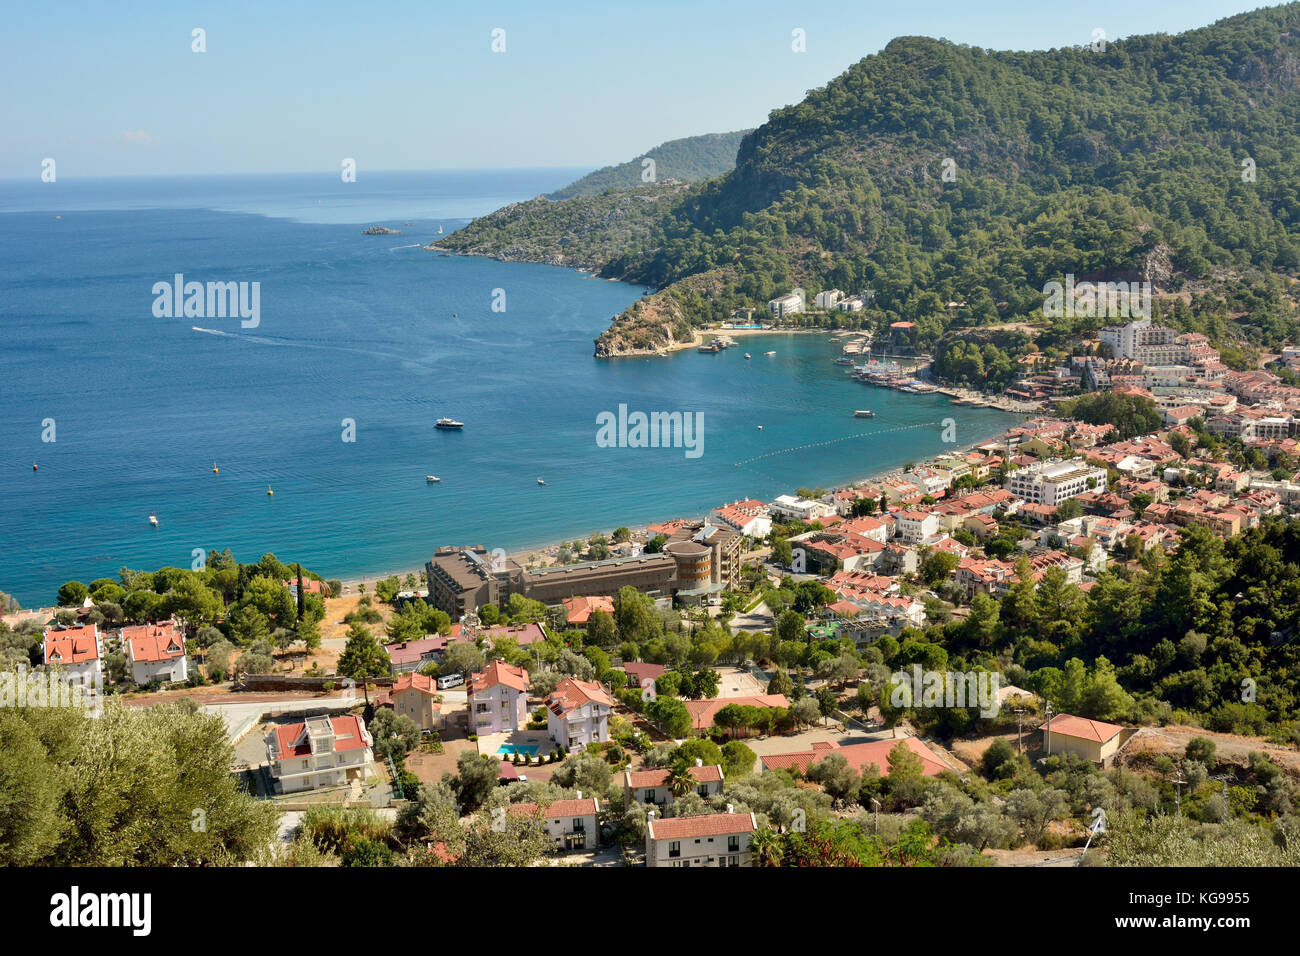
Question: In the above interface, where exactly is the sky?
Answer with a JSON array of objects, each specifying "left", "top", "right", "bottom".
[{"left": 0, "top": 0, "right": 1273, "bottom": 178}]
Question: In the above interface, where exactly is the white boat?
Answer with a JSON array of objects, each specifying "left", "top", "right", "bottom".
[
  {"left": 756, "top": 425, "right": 763, "bottom": 430},
  {"left": 426, "top": 475, "right": 441, "bottom": 482},
  {"left": 537, "top": 478, "right": 546, "bottom": 485},
  {"left": 435, "top": 417, "right": 465, "bottom": 429},
  {"left": 765, "top": 350, "right": 776, "bottom": 356},
  {"left": 855, "top": 409, "right": 876, "bottom": 418},
  {"left": 148, "top": 514, "right": 158, "bottom": 526},
  {"left": 744, "top": 353, "right": 751, "bottom": 359}
]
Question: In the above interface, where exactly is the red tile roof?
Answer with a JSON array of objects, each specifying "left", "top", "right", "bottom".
[
  {"left": 43, "top": 624, "right": 99, "bottom": 664},
  {"left": 646, "top": 812, "right": 755, "bottom": 840},
  {"left": 392, "top": 672, "right": 438, "bottom": 696},
  {"left": 1040, "top": 714, "right": 1123, "bottom": 743},
  {"left": 682, "top": 695, "right": 789, "bottom": 729},
  {"left": 760, "top": 736, "right": 949, "bottom": 777},
  {"left": 509, "top": 798, "right": 599, "bottom": 818},
  {"left": 562, "top": 594, "right": 615, "bottom": 624},
  {"left": 271, "top": 715, "right": 371, "bottom": 760},
  {"left": 469, "top": 660, "right": 530, "bottom": 695},
  {"left": 625, "top": 764, "right": 724, "bottom": 788},
  {"left": 122, "top": 621, "right": 185, "bottom": 663},
  {"left": 546, "top": 678, "right": 615, "bottom": 716}
]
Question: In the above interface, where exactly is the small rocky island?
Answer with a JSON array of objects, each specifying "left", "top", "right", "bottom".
[{"left": 362, "top": 225, "right": 401, "bottom": 235}]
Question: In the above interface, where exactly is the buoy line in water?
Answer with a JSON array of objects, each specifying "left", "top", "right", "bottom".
[{"left": 731, "top": 420, "right": 945, "bottom": 469}]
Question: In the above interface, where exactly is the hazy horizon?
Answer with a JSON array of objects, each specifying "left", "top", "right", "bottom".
[{"left": 0, "top": 0, "right": 1269, "bottom": 179}]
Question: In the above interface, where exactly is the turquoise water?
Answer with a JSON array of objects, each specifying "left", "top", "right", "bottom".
[
  {"left": 497, "top": 744, "right": 540, "bottom": 756},
  {"left": 0, "top": 171, "right": 1020, "bottom": 607}
]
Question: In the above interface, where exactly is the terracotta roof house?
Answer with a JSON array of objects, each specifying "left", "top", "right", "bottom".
[
  {"left": 508, "top": 797, "right": 601, "bottom": 851},
  {"left": 42, "top": 623, "right": 102, "bottom": 686},
  {"left": 759, "top": 736, "right": 950, "bottom": 777},
  {"left": 468, "top": 661, "right": 531, "bottom": 735},
  {"left": 624, "top": 762, "right": 726, "bottom": 807},
  {"left": 682, "top": 694, "right": 789, "bottom": 733},
  {"left": 265, "top": 715, "right": 373, "bottom": 794},
  {"left": 645, "top": 811, "right": 757, "bottom": 867},
  {"left": 122, "top": 620, "right": 188, "bottom": 685},
  {"left": 388, "top": 672, "right": 443, "bottom": 732},
  {"left": 1040, "top": 713, "right": 1126, "bottom": 765},
  {"left": 546, "top": 678, "right": 615, "bottom": 748},
  {"left": 562, "top": 594, "right": 615, "bottom": 625}
]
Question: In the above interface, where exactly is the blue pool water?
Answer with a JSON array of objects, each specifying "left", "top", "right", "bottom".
[{"left": 497, "top": 744, "right": 540, "bottom": 757}]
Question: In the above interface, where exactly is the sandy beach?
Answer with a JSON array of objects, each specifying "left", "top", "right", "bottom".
[{"left": 333, "top": 418, "right": 1023, "bottom": 599}]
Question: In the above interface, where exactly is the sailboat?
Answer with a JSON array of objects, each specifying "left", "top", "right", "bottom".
[
  {"left": 212, "top": 462, "right": 219, "bottom": 474},
  {"left": 437, "top": 224, "right": 444, "bottom": 235}
]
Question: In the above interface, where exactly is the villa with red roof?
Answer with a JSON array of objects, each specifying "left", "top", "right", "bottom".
[
  {"left": 122, "top": 620, "right": 188, "bottom": 685},
  {"left": 624, "top": 762, "right": 725, "bottom": 807},
  {"left": 683, "top": 694, "right": 789, "bottom": 733},
  {"left": 546, "top": 677, "right": 615, "bottom": 748},
  {"left": 388, "top": 672, "right": 443, "bottom": 732},
  {"left": 645, "top": 810, "right": 756, "bottom": 867},
  {"left": 562, "top": 594, "right": 615, "bottom": 625},
  {"left": 623, "top": 661, "right": 667, "bottom": 698},
  {"left": 265, "top": 715, "right": 373, "bottom": 794},
  {"left": 468, "top": 661, "right": 530, "bottom": 735},
  {"left": 42, "top": 623, "right": 102, "bottom": 687},
  {"left": 759, "top": 736, "right": 950, "bottom": 778},
  {"left": 508, "top": 797, "right": 601, "bottom": 851},
  {"left": 1041, "top": 713, "right": 1127, "bottom": 765}
]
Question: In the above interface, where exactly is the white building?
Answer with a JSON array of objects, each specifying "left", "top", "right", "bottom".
[
  {"left": 814, "top": 289, "right": 843, "bottom": 310},
  {"left": 769, "top": 494, "right": 837, "bottom": 523},
  {"left": 509, "top": 797, "right": 600, "bottom": 851},
  {"left": 122, "top": 620, "right": 188, "bottom": 685},
  {"left": 645, "top": 810, "right": 756, "bottom": 867},
  {"left": 265, "top": 715, "right": 373, "bottom": 794},
  {"left": 468, "top": 660, "right": 530, "bottom": 736},
  {"left": 42, "top": 624, "right": 102, "bottom": 688},
  {"left": 1004, "top": 458, "right": 1108, "bottom": 507},
  {"left": 546, "top": 678, "right": 615, "bottom": 749},
  {"left": 1099, "top": 319, "right": 1186, "bottom": 364},
  {"left": 894, "top": 510, "right": 940, "bottom": 545},
  {"left": 904, "top": 467, "right": 951, "bottom": 496},
  {"left": 767, "top": 290, "right": 805, "bottom": 320}
]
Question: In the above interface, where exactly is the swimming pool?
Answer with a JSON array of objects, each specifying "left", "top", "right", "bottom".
[{"left": 496, "top": 744, "right": 540, "bottom": 756}]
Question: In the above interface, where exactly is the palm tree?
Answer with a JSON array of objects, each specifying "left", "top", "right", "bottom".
[
  {"left": 666, "top": 763, "right": 695, "bottom": 799},
  {"left": 750, "top": 827, "right": 784, "bottom": 867}
]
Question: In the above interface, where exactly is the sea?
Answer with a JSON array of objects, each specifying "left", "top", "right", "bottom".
[{"left": 0, "top": 170, "right": 1021, "bottom": 607}]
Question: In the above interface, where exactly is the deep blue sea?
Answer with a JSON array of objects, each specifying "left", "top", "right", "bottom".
[{"left": 0, "top": 171, "right": 1020, "bottom": 607}]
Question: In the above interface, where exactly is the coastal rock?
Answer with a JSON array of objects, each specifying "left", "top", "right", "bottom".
[{"left": 362, "top": 226, "right": 401, "bottom": 235}]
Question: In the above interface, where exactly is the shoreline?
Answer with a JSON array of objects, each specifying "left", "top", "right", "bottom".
[{"left": 333, "top": 418, "right": 1024, "bottom": 599}]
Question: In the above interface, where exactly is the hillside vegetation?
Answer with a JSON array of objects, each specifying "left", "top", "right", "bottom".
[
  {"left": 436, "top": 4, "right": 1300, "bottom": 358},
  {"left": 547, "top": 130, "right": 750, "bottom": 200}
]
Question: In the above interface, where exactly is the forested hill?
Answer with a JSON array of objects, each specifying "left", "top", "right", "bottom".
[
  {"left": 436, "top": 4, "right": 1300, "bottom": 358},
  {"left": 546, "top": 130, "right": 750, "bottom": 199}
]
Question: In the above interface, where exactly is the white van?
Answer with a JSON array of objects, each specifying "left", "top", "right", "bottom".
[{"left": 436, "top": 673, "right": 465, "bottom": 689}]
